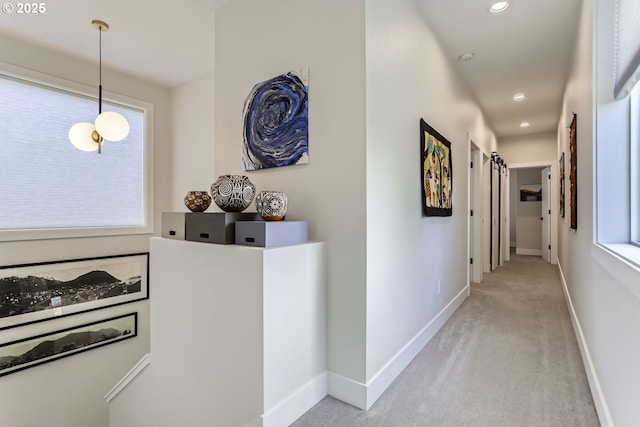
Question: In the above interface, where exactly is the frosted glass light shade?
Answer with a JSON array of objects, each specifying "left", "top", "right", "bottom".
[
  {"left": 490, "top": 1, "right": 509, "bottom": 12},
  {"left": 95, "top": 111, "right": 130, "bottom": 141},
  {"left": 69, "top": 122, "right": 99, "bottom": 151}
]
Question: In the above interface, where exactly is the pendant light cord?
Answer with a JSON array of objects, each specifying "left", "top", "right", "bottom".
[{"left": 98, "top": 23, "right": 103, "bottom": 115}]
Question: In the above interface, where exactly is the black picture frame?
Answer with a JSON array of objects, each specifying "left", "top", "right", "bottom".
[
  {"left": 0, "top": 253, "right": 149, "bottom": 331},
  {"left": 0, "top": 312, "right": 137, "bottom": 377},
  {"left": 421, "top": 119, "right": 453, "bottom": 216}
]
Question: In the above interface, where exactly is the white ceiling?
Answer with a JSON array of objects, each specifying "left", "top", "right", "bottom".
[
  {"left": 0, "top": 0, "right": 581, "bottom": 139},
  {"left": 417, "top": 0, "right": 582, "bottom": 137},
  {"left": 0, "top": 0, "right": 230, "bottom": 87}
]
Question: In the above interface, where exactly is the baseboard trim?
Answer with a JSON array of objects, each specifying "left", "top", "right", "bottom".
[
  {"left": 327, "top": 285, "right": 469, "bottom": 410},
  {"left": 327, "top": 372, "right": 367, "bottom": 409},
  {"left": 240, "top": 417, "right": 263, "bottom": 427},
  {"left": 557, "top": 260, "right": 614, "bottom": 427},
  {"left": 365, "top": 284, "right": 469, "bottom": 409},
  {"left": 516, "top": 248, "right": 542, "bottom": 256},
  {"left": 262, "top": 372, "right": 327, "bottom": 427},
  {"left": 104, "top": 353, "right": 150, "bottom": 403}
]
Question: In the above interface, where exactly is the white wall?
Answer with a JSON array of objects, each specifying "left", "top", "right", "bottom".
[
  {"left": 214, "top": 0, "right": 368, "bottom": 390},
  {"left": 170, "top": 72, "right": 215, "bottom": 210},
  {"left": 558, "top": 0, "right": 640, "bottom": 425},
  {"left": 364, "top": 0, "right": 496, "bottom": 407},
  {"left": 213, "top": 0, "right": 497, "bottom": 411},
  {"left": 0, "top": 34, "right": 171, "bottom": 427},
  {"left": 499, "top": 131, "right": 557, "bottom": 164}
]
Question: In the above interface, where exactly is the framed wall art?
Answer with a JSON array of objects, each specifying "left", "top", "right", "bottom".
[
  {"left": 0, "top": 312, "right": 137, "bottom": 377},
  {"left": 569, "top": 114, "right": 577, "bottom": 229},
  {"left": 242, "top": 68, "right": 309, "bottom": 170},
  {"left": 0, "top": 253, "right": 148, "bottom": 330},
  {"left": 559, "top": 152, "right": 565, "bottom": 217},
  {"left": 420, "top": 119, "right": 453, "bottom": 216},
  {"left": 520, "top": 184, "right": 542, "bottom": 202}
]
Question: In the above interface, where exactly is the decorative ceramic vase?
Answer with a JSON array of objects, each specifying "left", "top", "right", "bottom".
[
  {"left": 255, "top": 191, "right": 288, "bottom": 221},
  {"left": 210, "top": 175, "right": 256, "bottom": 212},
  {"left": 184, "top": 191, "right": 212, "bottom": 212}
]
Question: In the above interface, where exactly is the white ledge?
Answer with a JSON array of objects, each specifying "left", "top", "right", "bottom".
[
  {"left": 592, "top": 243, "right": 640, "bottom": 300},
  {"left": 105, "top": 353, "right": 151, "bottom": 403}
]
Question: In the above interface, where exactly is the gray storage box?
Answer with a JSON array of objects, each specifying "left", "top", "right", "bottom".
[
  {"left": 161, "top": 212, "right": 186, "bottom": 240},
  {"left": 185, "top": 212, "right": 261, "bottom": 244},
  {"left": 235, "top": 221, "right": 308, "bottom": 247}
]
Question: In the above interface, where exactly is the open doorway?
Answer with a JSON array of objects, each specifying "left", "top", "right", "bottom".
[{"left": 508, "top": 164, "right": 555, "bottom": 263}]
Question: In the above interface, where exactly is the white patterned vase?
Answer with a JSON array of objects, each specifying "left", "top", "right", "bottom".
[
  {"left": 255, "top": 191, "right": 288, "bottom": 221},
  {"left": 211, "top": 175, "right": 256, "bottom": 212}
]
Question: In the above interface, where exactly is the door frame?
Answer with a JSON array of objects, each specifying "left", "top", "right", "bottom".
[
  {"left": 541, "top": 167, "right": 551, "bottom": 262},
  {"left": 508, "top": 161, "right": 558, "bottom": 264},
  {"left": 468, "top": 136, "right": 484, "bottom": 284}
]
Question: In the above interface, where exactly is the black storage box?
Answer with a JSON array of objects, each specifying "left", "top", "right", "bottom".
[{"left": 185, "top": 212, "right": 261, "bottom": 244}]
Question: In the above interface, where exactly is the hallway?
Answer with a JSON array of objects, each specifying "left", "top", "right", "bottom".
[{"left": 292, "top": 254, "right": 599, "bottom": 426}]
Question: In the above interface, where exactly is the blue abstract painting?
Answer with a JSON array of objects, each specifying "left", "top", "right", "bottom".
[{"left": 242, "top": 68, "right": 309, "bottom": 170}]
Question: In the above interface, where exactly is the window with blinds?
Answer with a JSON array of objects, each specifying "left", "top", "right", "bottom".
[
  {"left": 0, "top": 70, "right": 152, "bottom": 241},
  {"left": 595, "top": 0, "right": 640, "bottom": 257},
  {"left": 614, "top": 0, "right": 640, "bottom": 99},
  {"left": 616, "top": 0, "right": 640, "bottom": 245}
]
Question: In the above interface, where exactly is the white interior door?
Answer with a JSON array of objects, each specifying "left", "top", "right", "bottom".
[
  {"left": 504, "top": 169, "right": 510, "bottom": 262},
  {"left": 469, "top": 148, "right": 475, "bottom": 281},
  {"left": 541, "top": 167, "right": 551, "bottom": 262},
  {"left": 469, "top": 144, "right": 482, "bottom": 283},
  {"left": 483, "top": 154, "right": 491, "bottom": 274}
]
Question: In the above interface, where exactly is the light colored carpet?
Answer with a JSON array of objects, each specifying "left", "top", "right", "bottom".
[{"left": 291, "top": 254, "right": 599, "bottom": 427}]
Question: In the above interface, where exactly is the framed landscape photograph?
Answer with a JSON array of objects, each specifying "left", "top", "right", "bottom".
[
  {"left": 0, "top": 253, "right": 148, "bottom": 330},
  {"left": 520, "top": 184, "right": 542, "bottom": 202},
  {"left": 421, "top": 119, "right": 453, "bottom": 216},
  {"left": 0, "top": 312, "right": 137, "bottom": 377}
]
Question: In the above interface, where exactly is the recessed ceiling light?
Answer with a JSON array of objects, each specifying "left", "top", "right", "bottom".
[
  {"left": 490, "top": 1, "right": 510, "bottom": 13},
  {"left": 520, "top": 121, "right": 530, "bottom": 128},
  {"left": 458, "top": 52, "right": 474, "bottom": 62},
  {"left": 513, "top": 93, "right": 526, "bottom": 102}
]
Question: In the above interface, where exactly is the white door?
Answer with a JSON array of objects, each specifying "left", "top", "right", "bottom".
[
  {"left": 469, "top": 148, "right": 475, "bottom": 280},
  {"left": 541, "top": 167, "right": 551, "bottom": 262},
  {"left": 469, "top": 144, "right": 482, "bottom": 283}
]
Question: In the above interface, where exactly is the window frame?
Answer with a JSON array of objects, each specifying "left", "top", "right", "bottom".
[
  {"left": 0, "top": 61, "right": 154, "bottom": 242},
  {"left": 631, "top": 84, "right": 640, "bottom": 246},
  {"left": 593, "top": 0, "right": 640, "bottom": 298}
]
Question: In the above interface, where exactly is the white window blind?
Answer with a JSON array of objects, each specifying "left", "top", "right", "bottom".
[
  {"left": 0, "top": 73, "right": 147, "bottom": 235},
  {"left": 615, "top": 0, "right": 640, "bottom": 98}
]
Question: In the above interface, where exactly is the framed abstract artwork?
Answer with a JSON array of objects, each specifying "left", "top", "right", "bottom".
[
  {"left": 0, "top": 312, "right": 137, "bottom": 377},
  {"left": 242, "top": 68, "right": 309, "bottom": 170},
  {"left": 0, "top": 253, "right": 148, "bottom": 330},
  {"left": 569, "top": 114, "right": 577, "bottom": 229},
  {"left": 559, "top": 152, "right": 565, "bottom": 218},
  {"left": 420, "top": 119, "right": 453, "bottom": 216}
]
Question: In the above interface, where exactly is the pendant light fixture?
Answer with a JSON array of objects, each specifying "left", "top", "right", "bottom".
[{"left": 69, "top": 19, "right": 129, "bottom": 153}]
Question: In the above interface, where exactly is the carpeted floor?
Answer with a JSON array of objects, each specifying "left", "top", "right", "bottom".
[{"left": 291, "top": 253, "right": 600, "bottom": 427}]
